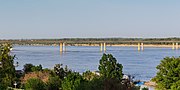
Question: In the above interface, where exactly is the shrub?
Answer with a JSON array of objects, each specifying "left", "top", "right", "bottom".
[
  {"left": 62, "top": 72, "right": 85, "bottom": 90},
  {"left": 47, "top": 76, "right": 61, "bottom": 90},
  {"left": 25, "top": 78, "right": 46, "bottom": 90},
  {"left": 82, "top": 70, "right": 99, "bottom": 81},
  {"left": 23, "top": 64, "right": 42, "bottom": 73}
]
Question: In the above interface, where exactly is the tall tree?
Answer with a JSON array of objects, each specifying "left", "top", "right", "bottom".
[
  {"left": 98, "top": 54, "right": 123, "bottom": 80},
  {"left": 152, "top": 57, "right": 180, "bottom": 89},
  {"left": 0, "top": 44, "right": 16, "bottom": 88}
]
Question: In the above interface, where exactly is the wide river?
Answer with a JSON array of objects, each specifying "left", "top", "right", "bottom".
[{"left": 12, "top": 45, "right": 180, "bottom": 81}]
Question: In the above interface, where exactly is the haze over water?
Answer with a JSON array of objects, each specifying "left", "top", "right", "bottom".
[{"left": 12, "top": 45, "right": 180, "bottom": 81}]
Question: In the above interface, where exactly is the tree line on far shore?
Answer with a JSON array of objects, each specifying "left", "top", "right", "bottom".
[{"left": 1, "top": 37, "right": 180, "bottom": 45}]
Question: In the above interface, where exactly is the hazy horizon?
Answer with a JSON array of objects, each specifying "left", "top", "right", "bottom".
[{"left": 1, "top": 0, "right": 180, "bottom": 39}]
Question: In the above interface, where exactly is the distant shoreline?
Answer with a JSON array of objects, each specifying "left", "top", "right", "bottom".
[{"left": 14, "top": 44, "right": 176, "bottom": 48}]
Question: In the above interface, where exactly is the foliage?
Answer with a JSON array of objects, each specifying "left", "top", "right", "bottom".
[
  {"left": 23, "top": 64, "right": 34, "bottom": 73},
  {"left": 0, "top": 84, "right": 7, "bottom": 90},
  {"left": 31, "top": 64, "right": 43, "bottom": 72},
  {"left": 171, "top": 80, "right": 180, "bottom": 90},
  {"left": 21, "top": 71, "right": 50, "bottom": 84},
  {"left": 23, "top": 64, "right": 42, "bottom": 73},
  {"left": 98, "top": 53, "right": 123, "bottom": 80},
  {"left": 152, "top": 57, "right": 180, "bottom": 89},
  {"left": 0, "top": 44, "right": 16, "bottom": 88},
  {"left": 142, "top": 87, "right": 149, "bottom": 90},
  {"left": 62, "top": 72, "right": 85, "bottom": 90},
  {"left": 25, "top": 78, "right": 46, "bottom": 90},
  {"left": 77, "top": 77, "right": 138, "bottom": 90},
  {"left": 85, "top": 78, "right": 104, "bottom": 90},
  {"left": 103, "top": 78, "right": 130, "bottom": 90},
  {"left": 82, "top": 70, "right": 99, "bottom": 81},
  {"left": 53, "top": 64, "right": 71, "bottom": 79},
  {"left": 47, "top": 76, "right": 62, "bottom": 90}
]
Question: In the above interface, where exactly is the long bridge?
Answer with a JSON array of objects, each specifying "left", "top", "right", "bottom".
[
  {"left": 1, "top": 38, "right": 180, "bottom": 52},
  {"left": 59, "top": 42, "right": 179, "bottom": 52}
]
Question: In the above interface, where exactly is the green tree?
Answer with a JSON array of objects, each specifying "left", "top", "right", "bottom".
[
  {"left": 0, "top": 84, "right": 7, "bottom": 90},
  {"left": 53, "top": 64, "right": 71, "bottom": 79},
  {"left": 23, "top": 64, "right": 34, "bottom": 73},
  {"left": 47, "top": 76, "right": 62, "bottom": 90},
  {"left": 0, "top": 44, "right": 16, "bottom": 89},
  {"left": 54, "top": 64, "right": 65, "bottom": 79},
  {"left": 98, "top": 54, "right": 123, "bottom": 80},
  {"left": 31, "top": 64, "right": 43, "bottom": 72},
  {"left": 86, "top": 78, "right": 104, "bottom": 90},
  {"left": 152, "top": 57, "right": 180, "bottom": 89},
  {"left": 62, "top": 72, "right": 85, "bottom": 90},
  {"left": 25, "top": 78, "right": 46, "bottom": 90},
  {"left": 171, "top": 80, "right": 180, "bottom": 90},
  {"left": 23, "top": 64, "right": 42, "bottom": 73}
]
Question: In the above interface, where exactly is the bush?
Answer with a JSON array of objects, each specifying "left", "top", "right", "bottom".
[
  {"left": 82, "top": 70, "right": 99, "bottom": 81},
  {"left": 47, "top": 76, "right": 61, "bottom": 90},
  {"left": 0, "top": 84, "right": 7, "bottom": 90},
  {"left": 86, "top": 78, "right": 104, "bottom": 90},
  {"left": 31, "top": 64, "right": 43, "bottom": 72},
  {"left": 53, "top": 64, "right": 71, "bottom": 80},
  {"left": 23, "top": 64, "right": 34, "bottom": 73},
  {"left": 79, "top": 77, "right": 137, "bottom": 90},
  {"left": 25, "top": 78, "right": 46, "bottom": 90},
  {"left": 62, "top": 72, "right": 85, "bottom": 90},
  {"left": 142, "top": 87, "right": 149, "bottom": 90},
  {"left": 23, "top": 64, "right": 42, "bottom": 73}
]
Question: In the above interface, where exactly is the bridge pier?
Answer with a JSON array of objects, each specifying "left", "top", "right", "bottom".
[
  {"left": 100, "top": 43, "right": 107, "bottom": 52},
  {"left": 100, "top": 43, "right": 103, "bottom": 52},
  {"left": 60, "top": 42, "right": 66, "bottom": 52},
  {"left": 104, "top": 43, "right": 106, "bottom": 52},
  {"left": 141, "top": 43, "right": 144, "bottom": 51},
  {"left": 138, "top": 43, "right": 144, "bottom": 51},
  {"left": 172, "top": 43, "right": 175, "bottom": 50},
  {"left": 176, "top": 43, "right": 178, "bottom": 50},
  {"left": 138, "top": 43, "right": 141, "bottom": 51},
  {"left": 63, "top": 43, "right": 66, "bottom": 51},
  {"left": 60, "top": 42, "right": 63, "bottom": 52}
]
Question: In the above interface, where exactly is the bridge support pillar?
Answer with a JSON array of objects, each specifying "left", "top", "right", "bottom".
[
  {"left": 141, "top": 43, "right": 144, "bottom": 51},
  {"left": 176, "top": 43, "right": 178, "bottom": 50},
  {"left": 138, "top": 43, "right": 141, "bottom": 51},
  {"left": 60, "top": 42, "right": 63, "bottom": 52},
  {"left": 100, "top": 43, "right": 103, "bottom": 52},
  {"left": 104, "top": 43, "right": 106, "bottom": 52},
  {"left": 172, "top": 43, "right": 175, "bottom": 50},
  {"left": 63, "top": 43, "right": 66, "bottom": 51}
]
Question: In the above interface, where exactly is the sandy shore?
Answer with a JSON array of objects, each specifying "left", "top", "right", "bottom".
[
  {"left": 110, "top": 44, "right": 175, "bottom": 48},
  {"left": 71, "top": 44, "right": 176, "bottom": 48}
]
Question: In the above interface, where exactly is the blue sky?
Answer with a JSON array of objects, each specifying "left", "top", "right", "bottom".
[{"left": 0, "top": 0, "right": 180, "bottom": 39}]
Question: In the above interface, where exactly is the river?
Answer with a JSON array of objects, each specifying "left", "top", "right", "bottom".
[{"left": 12, "top": 45, "right": 180, "bottom": 81}]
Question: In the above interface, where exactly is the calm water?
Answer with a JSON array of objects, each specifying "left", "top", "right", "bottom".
[{"left": 12, "top": 45, "right": 180, "bottom": 81}]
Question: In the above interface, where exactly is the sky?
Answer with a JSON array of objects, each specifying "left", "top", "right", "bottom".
[{"left": 0, "top": 0, "right": 180, "bottom": 39}]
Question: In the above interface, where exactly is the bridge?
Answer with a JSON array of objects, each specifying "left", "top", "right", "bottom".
[{"left": 59, "top": 42, "right": 179, "bottom": 52}]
